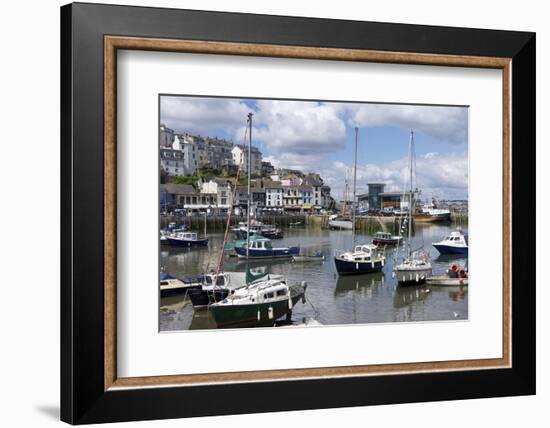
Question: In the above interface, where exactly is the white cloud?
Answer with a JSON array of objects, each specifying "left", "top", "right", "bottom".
[
  {"left": 345, "top": 104, "right": 468, "bottom": 145},
  {"left": 160, "top": 97, "right": 249, "bottom": 136},
  {"left": 252, "top": 100, "right": 347, "bottom": 154},
  {"left": 263, "top": 153, "right": 324, "bottom": 173},
  {"left": 327, "top": 152, "right": 468, "bottom": 200}
]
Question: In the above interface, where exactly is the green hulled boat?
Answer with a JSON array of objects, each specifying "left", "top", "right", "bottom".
[{"left": 209, "top": 280, "right": 307, "bottom": 328}]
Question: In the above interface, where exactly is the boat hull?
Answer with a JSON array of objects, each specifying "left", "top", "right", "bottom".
[
  {"left": 160, "top": 283, "right": 202, "bottom": 297},
  {"left": 433, "top": 244, "right": 468, "bottom": 255},
  {"left": 234, "top": 246, "right": 300, "bottom": 259},
  {"left": 292, "top": 255, "right": 325, "bottom": 263},
  {"left": 414, "top": 213, "right": 452, "bottom": 223},
  {"left": 166, "top": 237, "right": 209, "bottom": 247},
  {"left": 329, "top": 220, "right": 353, "bottom": 230},
  {"left": 394, "top": 267, "right": 432, "bottom": 284},
  {"left": 334, "top": 257, "right": 384, "bottom": 275},
  {"left": 234, "top": 229, "right": 283, "bottom": 240},
  {"left": 209, "top": 292, "right": 305, "bottom": 328},
  {"left": 372, "top": 238, "right": 402, "bottom": 246},
  {"left": 425, "top": 276, "right": 468, "bottom": 286},
  {"left": 188, "top": 288, "right": 230, "bottom": 309}
]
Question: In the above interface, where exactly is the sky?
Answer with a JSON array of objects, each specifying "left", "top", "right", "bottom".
[{"left": 160, "top": 95, "right": 469, "bottom": 201}]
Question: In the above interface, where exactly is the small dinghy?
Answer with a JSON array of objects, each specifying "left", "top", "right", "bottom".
[
  {"left": 159, "top": 272, "right": 202, "bottom": 297},
  {"left": 426, "top": 263, "right": 468, "bottom": 286},
  {"left": 292, "top": 251, "right": 325, "bottom": 263}
]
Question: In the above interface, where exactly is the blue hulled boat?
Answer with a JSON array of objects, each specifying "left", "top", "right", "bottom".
[
  {"left": 333, "top": 127, "right": 386, "bottom": 276},
  {"left": 432, "top": 230, "right": 468, "bottom": 255},
  {"left": 166, "top": 231, "right": 208, "bottom": 247},
  {"left": 234, "top": 235, "right": 299, "bottom": 259},
  {"left": 334, "top": 244, "right": 386, "bottom": 275}
]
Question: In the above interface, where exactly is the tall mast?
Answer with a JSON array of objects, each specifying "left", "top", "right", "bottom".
[
  {"left": 343, "top": 172, "right": 348, "bottom": 217},
  {"left": 246, "top": 112, "right": 253, "bottom": 259},
  {"left": 408, "top": 129, "right": 414, "bottom": 257},
  {"left": 352, "top": 127, "right": 358, "bottom": 246}
]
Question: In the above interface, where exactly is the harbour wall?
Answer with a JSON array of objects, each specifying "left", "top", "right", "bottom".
[{"left": 161, "top": 213, "right": 468, "bottom": 233}]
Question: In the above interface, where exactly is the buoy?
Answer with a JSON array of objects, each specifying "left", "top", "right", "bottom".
[{"left": 268, "top": 306, "right": 274, "bottom": 320}]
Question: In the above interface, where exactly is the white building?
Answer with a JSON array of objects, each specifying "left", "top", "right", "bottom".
[
  {"left": 206, "top": 138, "right": 234, "bottom": 169},
  {"left": 159, "top": 124, "right": 174, "bottom": 148},
  {"left": 231, "top": 145, "right": 262, "bottom": 176},
  {"left": 160, "top": 148, "right": 187, "bottom": 176},
  {"left": 265, "top": 181, "right": 284, "bottom": 210},
  {"left": 199, "top": 178, "right": 233, "bottom": 209}
]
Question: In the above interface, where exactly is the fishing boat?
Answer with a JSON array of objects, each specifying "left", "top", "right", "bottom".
[
  {"left": 334, "top": 127, "right": 387, "bottom": 276},
  {"left": 432, "top": 229, "right": 468, "bottom": 255},
  {"left": 291, "top": 251, "right": 325, "bottom": 263},
  {"left": 393, "top": 130, "right": 432, "bottom": 284},
  {"left": 234, "top": 235, "right": 299, "bottom": 259},
  {"left": 414, "top": 202, "right": 452, "bottom": 222},
  {"left": 159, "top": 272, "right": 202, "bottom": 297},
  {"left": 372, "top": 231, "right": 403, "bottom": 246},
  {"left": 165, "top": 231, "right": 208, "bottom": 247},
  {"left": 209, "top": 278, "right": 307, "bottom": 328}
]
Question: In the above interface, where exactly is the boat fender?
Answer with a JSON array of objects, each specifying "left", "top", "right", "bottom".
[
  {"left": 416, "top": 274, "right": 419, "bottom": 283},
  {"left": 356, "top": 263, "right": 359, "bottom": 270},
  {"left": 371, "top": 261, "right": 375, "bottom": 269},
  {"left": 410, "top": 273, "right": 413, "bottom": 281},
  {"left": 381, "top": 259, "right": 385, "bottom": 267},
  {"left": 288, "top": 297, "right": 293, "bottom": 309},
  {"left": 391, "top": 271, "right": 395, "bottom": 279},
  {"left": 268, "top": 306, "right": 274, "bottom": 320},
  {"left": 257, "top": 309, "right": 261, "bottom": 321}
]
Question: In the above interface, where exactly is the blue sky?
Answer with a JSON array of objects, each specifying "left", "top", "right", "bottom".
[{"left": 160, "top": 95, "right": 468, "bottom": 200}]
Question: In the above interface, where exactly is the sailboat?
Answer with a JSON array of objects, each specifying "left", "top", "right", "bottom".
[
  {"left": 209, "top": 278, "right": 307, "bottom": 327},
  {"left": 334, "top": 127, "right": 386, "bottom": 275},
  {"left": 393, "top": 130, "right": 432, "bottom": 284},
  {"left": 208, "top": 113, "right": 307, "bottom": 326},
  {"left": 188, "top": 114, "right": 261, "bottom": 309},
  {"left": 328, "top": 171, "right": 353, "bottom": 230}
]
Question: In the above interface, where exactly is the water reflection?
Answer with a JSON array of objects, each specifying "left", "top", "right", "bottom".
[
  {"left": 335, "top": 272, "right": 385, "bottom": 296},
  {"left": 160, "top": 223, "right": 469, "bottom": 330}
]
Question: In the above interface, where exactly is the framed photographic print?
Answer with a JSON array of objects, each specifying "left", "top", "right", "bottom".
[{"left": 61, "top": 2, "right": 536, "bottom": 424}]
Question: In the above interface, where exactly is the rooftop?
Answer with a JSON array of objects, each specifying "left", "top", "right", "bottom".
[{"left": 160, "top": 183, "right": 197, "bottom": 195}]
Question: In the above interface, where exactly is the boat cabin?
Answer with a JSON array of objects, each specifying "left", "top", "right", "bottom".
[
  {"left": 261, "top": 285, "right": 288, "bottom": 301},
  {"left": 245, "top": 238, "right": 273, "bottom": 250},
  {"left": 204, "top": 273, "right": 229, "bottom": 287},
  {"left": 375, "top": 232, "right": 392, "bottom": 240},
  {"left": 338, "top": 244, "right": 383, "bottom": 262},
  {"left": 175, "top": 232, "right": 199, "bottom": 241},
  {"left": 441, "top": 231, "right": 468, "bottom": 245}
]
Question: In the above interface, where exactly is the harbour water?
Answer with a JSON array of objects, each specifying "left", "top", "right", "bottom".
[{"left": 160, "top": 223, "right": 468, "bottom": 331}]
